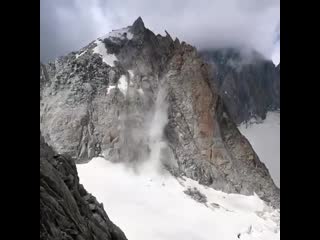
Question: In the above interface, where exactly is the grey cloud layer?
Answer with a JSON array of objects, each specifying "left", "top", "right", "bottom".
[{"left": 40, "top": 0, "right": 279, "bottom": 63}]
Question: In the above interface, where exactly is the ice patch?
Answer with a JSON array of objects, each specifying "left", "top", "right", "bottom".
[
  {"left": 118, "top": 75, "right": 128, "bottom": 94},
  {"left": 107, "top": 85, "right": 116, "bottom": 93},
  {"left": 238, "top": 111, "right": 280, "bottom": 187},
  {"left": 93, "top": 40, "right": 118, "bottom": 67}
]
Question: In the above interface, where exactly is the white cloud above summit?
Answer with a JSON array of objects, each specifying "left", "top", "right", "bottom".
[{"left": 41, "top": 0, "right": 280, "bottom": 63}]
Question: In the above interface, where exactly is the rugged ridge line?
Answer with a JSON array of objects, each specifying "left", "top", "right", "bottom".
[{"left": 40, "top": 133, "right": 127, "bottom": 240}]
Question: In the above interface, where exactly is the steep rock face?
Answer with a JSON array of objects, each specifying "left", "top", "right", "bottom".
[
  {"left": 40, "top": 133, "right": 127, "bottom": 240},
  {"left": 200, "top": 48, "right": 280, "bottom": 124},
  {"left": 40, "top": 18, "right": 279, "bottom": 208},
  {"left": 40, "top": 17, "right": 175, "bottom": 163},
  {"left": 165, "top": 45, "right": 279, "bottom": 207}
]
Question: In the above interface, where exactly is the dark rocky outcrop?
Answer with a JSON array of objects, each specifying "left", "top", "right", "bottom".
[
  {"left": 183, "top": 187, "right": 207, "bottom": 203},
  {"left": 40, "top": 133, "right": 127, "bottom": 240},
  {"left": 200, "top": 48, "right": 280, "bottom": 124},
  {"left": 40, "top": 18, "right": 279, "bottom": 208}
]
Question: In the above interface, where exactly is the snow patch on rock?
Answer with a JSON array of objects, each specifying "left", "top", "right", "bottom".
[
  {"left": 118, "top": 75, "right": 128, "bottom": 94},
  {"left": 75, "top": 50, "right": 87, "bottom": 59},
  {"left": 93, "top": 40, "right": 118, "bottom": 67},
  {"left": 99, "top": 27, "right": 133, "bottom": 42}
]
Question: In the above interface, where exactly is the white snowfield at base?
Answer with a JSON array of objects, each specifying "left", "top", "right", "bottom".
[
  {"left": 77, "top": 157, "right": 280, "bottom": 240},
  {"left": 238, "top": 111, "right": 280, "bottom": 187}
]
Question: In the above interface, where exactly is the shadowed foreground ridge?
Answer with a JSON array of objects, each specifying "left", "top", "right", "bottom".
[{"left": 40, "top": 133, "right": 127, "bottom": 240}]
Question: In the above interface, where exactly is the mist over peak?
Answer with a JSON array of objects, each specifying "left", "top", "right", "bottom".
[{"left": 40, "top": 0, "right": 279, "bottom": 63}]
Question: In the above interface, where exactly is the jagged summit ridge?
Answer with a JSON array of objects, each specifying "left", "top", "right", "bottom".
[
  {"left": 131, "top": 16, "right": 145, "bottom": 33},
  {"left": 97, "top": 17, "right": 146, "bottom": 42}
]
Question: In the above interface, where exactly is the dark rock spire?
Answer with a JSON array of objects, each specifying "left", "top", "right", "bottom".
[{"left": 131, "top": 16, "right": 145, "bottom": 34}]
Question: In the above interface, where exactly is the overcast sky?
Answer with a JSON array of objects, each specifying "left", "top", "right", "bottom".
[{"left": 40, "top": 0, "right": 280, "bottom": 64}]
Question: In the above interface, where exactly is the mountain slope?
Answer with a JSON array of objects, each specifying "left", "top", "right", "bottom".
[
  {"left": 77, "top": 157, "right": 280, "bottom": 240},
  {"left": 200, "top": 48, "right": 280, "bottom": 124},
  {"left": 40, "top": 133, "right": 127, "bottom": 240},
  {"left": 40, "top": 17, "right": 279, "bottom": 208}
]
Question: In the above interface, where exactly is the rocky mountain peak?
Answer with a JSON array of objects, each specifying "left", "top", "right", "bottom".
[
  {"left": 164, "top": 30, "right": 173, "bottom": 41},
  {"left": 131, "top": 16, "right": 145, "bottom": 34}
]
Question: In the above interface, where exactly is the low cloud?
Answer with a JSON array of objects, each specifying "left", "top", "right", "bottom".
[{"left": 40, "top": 0, "right": 280, "bottom": 63}]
